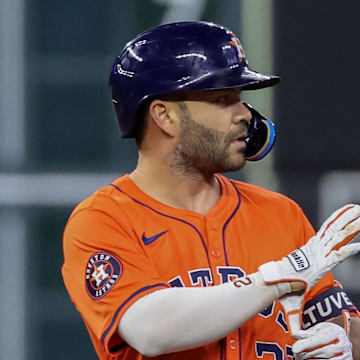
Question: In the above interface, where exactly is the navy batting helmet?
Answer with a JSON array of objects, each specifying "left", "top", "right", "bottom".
[{"left": 109, "top": 21, "right": 279, "bottom": 160}]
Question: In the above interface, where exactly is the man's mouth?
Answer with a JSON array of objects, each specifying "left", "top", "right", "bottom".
[
  {"left": 232, "top": 132, "right": 248, "bottom": 142},
  {"left": 230, "top": 133, "right": 248, "bottom": 152}
]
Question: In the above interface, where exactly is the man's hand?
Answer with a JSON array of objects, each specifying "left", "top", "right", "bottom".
[
  {"left": 259, "top": 204, "right": 360, "bottom": 291},
  {"left": 258, "top": 204, "right": 360, "bottom": 333},
  {"left": 292, "top": 321, "right": 352, "bottom": 359}
]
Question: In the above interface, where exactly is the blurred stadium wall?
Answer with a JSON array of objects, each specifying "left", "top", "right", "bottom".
[{"left": 0, "top": 0, "right": 359, "bottom": 359}]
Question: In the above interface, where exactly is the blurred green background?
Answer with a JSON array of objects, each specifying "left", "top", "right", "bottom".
[{"left": 1, "top": 0, "right": 360, "bottom": 359}]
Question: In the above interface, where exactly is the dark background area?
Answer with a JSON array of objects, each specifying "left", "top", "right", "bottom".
[{"left": 274, "top": 1, "right": 360, "bottom": 221}]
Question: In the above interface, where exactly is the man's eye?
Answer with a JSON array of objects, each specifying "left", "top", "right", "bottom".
[
  {"left": 210, "top": 93, "right": 241, "bottom": 105},
  {"left": 216, "top": 95, "right": 229, "bottom": 104},
  {"left": 216, "top": 94, "right": 239, "bottom": 105}
]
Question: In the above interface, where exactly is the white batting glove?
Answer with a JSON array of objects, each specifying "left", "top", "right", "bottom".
[
  {"left": 292, "top": 321, "right": 352, "bottom": 359},
  {"left": 278, "top": 292, "right": 305, "bottom": 334},
  {"left": 259, "top": 204, "right": 360, "bottom": 333}
]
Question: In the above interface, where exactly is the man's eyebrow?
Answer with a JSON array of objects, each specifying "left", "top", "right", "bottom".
[{"left": 208, "top": 89, "right": 242, "bottom": 97}]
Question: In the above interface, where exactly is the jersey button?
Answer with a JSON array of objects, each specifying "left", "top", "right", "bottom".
[
  {"left": 210, "top": 249, "right": 221, "bottom": 258},
  {"left": 229, "top": 338, "right": 237, "bottom": 350}
]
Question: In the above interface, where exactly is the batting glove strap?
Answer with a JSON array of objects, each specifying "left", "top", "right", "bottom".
[{"left": 258, "top": 261, "right": 293, "bottom": 296}]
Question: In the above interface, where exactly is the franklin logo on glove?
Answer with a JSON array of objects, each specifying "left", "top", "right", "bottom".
[{"left": 287, "top": 249, "right": 310, "bottom": 272}]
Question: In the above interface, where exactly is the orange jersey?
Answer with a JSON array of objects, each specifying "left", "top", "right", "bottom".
[{"left": 62, "top": 174, "right": 358, "bottom": 360}]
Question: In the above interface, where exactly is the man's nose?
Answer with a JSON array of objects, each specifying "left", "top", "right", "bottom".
[{"left": 233, "top": 101, "right": 252, "bottom": 124}]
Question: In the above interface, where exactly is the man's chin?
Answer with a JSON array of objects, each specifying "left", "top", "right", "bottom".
[{"left": 215, "top": 159, "right": 247, "bottom": 174}]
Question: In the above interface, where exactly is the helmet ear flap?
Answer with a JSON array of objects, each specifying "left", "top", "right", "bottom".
[{"left": 243, "top": 103, "right": 276, "bottom": 161}]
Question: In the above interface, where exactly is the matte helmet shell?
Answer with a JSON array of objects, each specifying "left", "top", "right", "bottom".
[{"left": 109, "top": 21, "right": 279, "bottom": 138}]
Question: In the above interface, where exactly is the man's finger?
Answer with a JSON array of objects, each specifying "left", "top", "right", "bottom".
[
  {"left": 292, "top": 331, "right": 334, "bottom": 353},
  {"left": 327, "top": 243, "right": 360, "bottom": 263},
  {"left": 325, "top": 216, "right": 360, "bottom": 250},
  {"left": 318, "top": 204, "right": 359, "bottom": 238},
  {"left": 296, "top": 343, "right": 343, "bottom": 359}
]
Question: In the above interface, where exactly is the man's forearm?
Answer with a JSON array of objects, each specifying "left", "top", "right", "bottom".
[{"left": 118, "top": 272, "right": 281, "bottom": 357}]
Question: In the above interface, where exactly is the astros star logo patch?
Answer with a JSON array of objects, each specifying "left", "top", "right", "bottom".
[
  {"left": 229, "top": 32, "right": 245, "bottom": 62},
  {"left": 85, "top": 252, "right": 122, "bottom": 301}
]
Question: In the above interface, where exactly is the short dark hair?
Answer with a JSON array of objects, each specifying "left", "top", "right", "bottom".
[{"left": 134, "top": 100, "right": 150, "bottom": 147}]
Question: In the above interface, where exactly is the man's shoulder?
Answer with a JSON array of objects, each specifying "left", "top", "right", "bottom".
[
  {"left": 68, "top": 175, "right": 134, "bottom": 220},
  {"left": 62, "top": 176, "right": 142, "bottom": 251}
]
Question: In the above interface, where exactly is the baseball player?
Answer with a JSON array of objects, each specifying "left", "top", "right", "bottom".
[{"left": 62, "top": 22, "right": 360, "bottom": 360}]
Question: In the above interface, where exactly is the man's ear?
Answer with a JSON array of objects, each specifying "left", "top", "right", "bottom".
[{"left": 148, "top": 99, "right": 178, "bottom": 137}]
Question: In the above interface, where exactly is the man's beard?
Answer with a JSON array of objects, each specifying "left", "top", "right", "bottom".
[{"left": 171, "top": 108, "right": 247, "bottom": 176}]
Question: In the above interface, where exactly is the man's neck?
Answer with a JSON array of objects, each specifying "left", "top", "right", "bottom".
[{"left": 129, "top": 160, "right": 221, "bottom": 216}]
